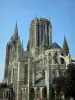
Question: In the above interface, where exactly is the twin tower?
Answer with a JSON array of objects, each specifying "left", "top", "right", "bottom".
[{"left": 27, "top": 18, "right": 52, "bottom": 55}]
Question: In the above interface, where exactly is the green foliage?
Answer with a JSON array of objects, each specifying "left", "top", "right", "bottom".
[{"left": 55, "top": 63, "right": 75, "bottom": 99}]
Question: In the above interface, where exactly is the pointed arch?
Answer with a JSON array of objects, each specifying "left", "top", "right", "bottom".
[{"left": 54, "top": 52, "right": 58, "bottom": 64}]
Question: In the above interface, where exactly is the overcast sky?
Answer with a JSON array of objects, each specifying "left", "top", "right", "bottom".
[{"left": 0, "top": 0, "right": 75, "bottom": 81}]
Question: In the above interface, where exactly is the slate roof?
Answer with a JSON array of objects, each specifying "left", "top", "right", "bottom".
[
  {"left": 49, "top": 42, "right": 61, "bottom": 49},
  {"left": 34, "top": 77, "right": 45, "bottom": 87},
  {"left": 24, "top": 51, "right": 32, "bottom": 57}
]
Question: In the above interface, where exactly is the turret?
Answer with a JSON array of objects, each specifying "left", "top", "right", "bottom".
[
  {"left": 13, "top": 22, "right": 18, "bottom": 40},
  {"left": 63, "top": 35, "right": 69, "bottom": 56},
  {"left": 16, "top": 37, "right": 24, "bottom": 61}
]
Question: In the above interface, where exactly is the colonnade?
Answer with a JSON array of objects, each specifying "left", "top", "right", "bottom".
[
  {"left": 3, "top": 90, "right": 12, "bottom": 100},
  {"left": 21, "top": 87, "right": 47, "bottom": 100}
]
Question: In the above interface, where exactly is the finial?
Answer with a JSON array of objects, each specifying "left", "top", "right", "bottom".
[
  {"left": 16, "top": 20, "right": 17, "bottom": 23},
  {"left": 48, "top": 17, "right": 50, "bottom": 21},
  {"left": 64, "top": 34, "right": 65, "bottom": 37},
  {"left": 22, "top": 40, "right": 24, "bottom": 48},
  {"left": 35, "top": 14, "right": 37, "bottom": 19},
  {"left": 64, "top": 34, "right": 66, "bottom": 40}
]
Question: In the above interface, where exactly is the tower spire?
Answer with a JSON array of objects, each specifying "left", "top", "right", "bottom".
[
  {"left": 22, "top": 40, "right": 24, "bottom": 49},
  {"left": 13, "top": 21, "right": 18, "bottom": 40},
  {"left": 48, "top": 16, "right": 50, "bottom": 21},
  {"left": 35, "top": 14, "right": 37, "bottom": 19},
  {"left": 63, "top": 35, "right": 69, "bottom": 56}
]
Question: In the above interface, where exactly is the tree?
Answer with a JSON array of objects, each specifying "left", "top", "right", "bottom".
[
  {"left": 63, "top": 63, "right": 75, "bottom": 99},
  {"left": 55, "top": 63, "right": 75, "bottom": 99}
]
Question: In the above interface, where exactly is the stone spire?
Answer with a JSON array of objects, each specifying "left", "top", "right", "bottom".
[
  {"left": 63, "top": 35, "right": 69, "bottom": 56},
  {"left": 13, "top": 22, "right": 18, "bottom": 40},
  {"left": 35, "top": 14, "right": 37, "bottom": 19},
  {"left": 17, "top": 36, "right": 20, "bottom": 47},
  {"left": 27, "top": 40, "right": 30, "bottom": 51},
  {"left": 22, "top": 40, "right": 23, "bottom": 48}
]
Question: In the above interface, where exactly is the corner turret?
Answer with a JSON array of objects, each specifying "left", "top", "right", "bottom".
[{"left": 63, "top": 35, "right": 69, "bottom": 56}]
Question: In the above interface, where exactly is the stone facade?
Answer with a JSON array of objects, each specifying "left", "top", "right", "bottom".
[{"left": 0, "top": 17, "right": 73, "bottom": 100}]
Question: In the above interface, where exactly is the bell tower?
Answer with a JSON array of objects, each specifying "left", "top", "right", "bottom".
[{"left": 29, "top": 17, "right": 52, "bottom": 56}]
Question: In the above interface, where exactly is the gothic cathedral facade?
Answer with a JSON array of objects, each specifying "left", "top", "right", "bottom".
[{"left": 2, "top": 17, "right": 69, "bottom": 100}]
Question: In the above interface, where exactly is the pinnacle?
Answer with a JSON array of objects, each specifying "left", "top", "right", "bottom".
[
  {"left": 13, "top": 22, "right": 18, "bottom": 39},
  {"left": 63, "top": 35, "right": 69, "bottom": 56}
]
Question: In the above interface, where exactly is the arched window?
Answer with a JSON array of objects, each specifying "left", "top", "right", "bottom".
[
  {"left": 48, "top": 53, "right": 52, "bottom": 64},
  {"left": 54, "top": 52, "right": 58, "bottom": 64},
  {"left": 60, "top": 58, "right": 64, "bottom": 64},
  {"left": 6, "top": 91, "right": 8, "bottom": 98},
  {"left": 61, "top": 53, "right": 64, "bottom": 56},
  {"left": 52, "top": 70, "right": 57, "bottom": 77}
]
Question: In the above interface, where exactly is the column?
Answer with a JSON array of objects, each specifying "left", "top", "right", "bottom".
[
  {"left": 40, "top": 87, "right": 44, "bottom": 99},
  {"left": 52, "top": 52, "right": 54, "bottom": 64},
  {"left": 39, "top": 22, "right": 42, "bottom": 48},
  {"left": 3, "top": 92, "right": 5, "bottom": 99},
  {"left": 10, "top": 92, "right": 12, "bottom": 100},
  {"left": 58, "top": 52, "right": 61, "bottom": 65},
  {"left": 35, "top": 21, "right": 37, "bottom": 47},
  {"left": 25, "top": 88, "right": 27, "bottom": 100},
  {"left": 55, "top": 89, "right": 57, "bottom": 100},
  {"left": 21, "top": 88, "right": 24, "bottom": 100},
  {"left": 47, "top": 55, "right": 50, "bottom": 100},
  {"left": 11, "top": 68, "right": 13, "bottom": 83},
  {"left": 47, "top": 55, "right": 52, "bottom": 100},
  {"left": 45, "top": 23, "right": 47, "bottom": 36},
  {"left": 49, "top": 24, "right": 52, "bottom": 46},
  {"left": 32, "top": 68, "right": 36, "bottom": 85},
  {"left": 28, "top": 58, "right": 31, "bottom": 100},
  {"left": 5, "top": 92, "right": 6, "bottom": 99},
  {"left": 34, "top": 87, "right": 38, "bottom": 100}
]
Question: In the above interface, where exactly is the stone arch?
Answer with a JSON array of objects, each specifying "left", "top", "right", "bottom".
[
  {"left": 61, "top": 52, "right": 64, "bottom": 56},
  {"left": 38, "top": 88, "right": 40, "bottom": 99},
  {"left": 42, "top": 70, "right": 45, "bottom": 77},
  {"left": 60, "top": 52, "right": 65, "bottom": 64},
  {"left": 54, "top": 52, "right": 58, "bottom": 64},
  {"left": 49, "top": 53, "right": 52, "bottom": 64},
  {"left": 60, "top": 58, "right": 65, "bottom": 64},
  {"left": 30, "top": 88, "right": 35, "bottom": 100},
  {"left": 42, "top": 87, "right": 47, "bottom": 98},
  {"left": 6, "top": 91, "right": 8, "bottom": 98},
  {"left": 52, "top": 69, "right": 57, "bottom": 78}
]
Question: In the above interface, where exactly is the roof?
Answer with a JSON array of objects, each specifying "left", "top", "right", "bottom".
[
  {"left": 34, "top": 77, "right": 45, "bottom": 87},
  {"left": 49, "top": 42, "right": 61, "bottom": 49},
  {"left": 24, "top": 51, "right": 32, "bottom": 57}
]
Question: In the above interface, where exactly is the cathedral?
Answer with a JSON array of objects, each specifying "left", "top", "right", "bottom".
[{"left": 0, "top": 17, "right": 71, "bottom": 100}]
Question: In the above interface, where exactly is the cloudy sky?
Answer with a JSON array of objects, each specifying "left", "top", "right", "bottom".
[{"left": 0, "top": 0, "right": 75, "bottom": 81}]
